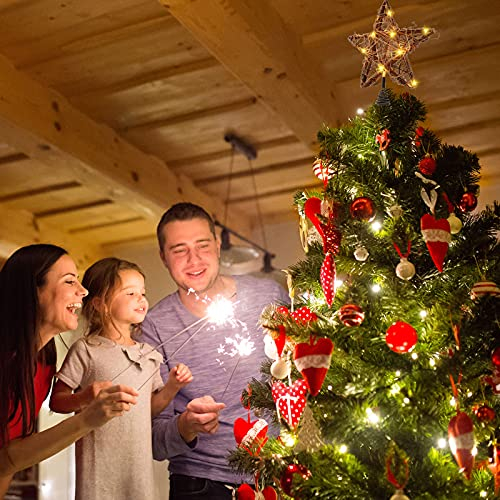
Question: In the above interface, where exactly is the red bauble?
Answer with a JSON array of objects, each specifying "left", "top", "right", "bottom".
[
  {"left": 350, "top": 196, "right": 376, "bottom": 222},
  {"left": 338, "top": 304, "right": 365, "bottom": 326},
  {"left": 280, "top": 464, "right": 312, "bottom": 497},
  {"left": 418, "top": 156, "right": 436, "bottom": 176},
  {"left": 474, "top": 404, "right": 496, "bottom": 422},
  {"left": 385, "top": 321, "right": 418, "bottom": 353},
  {"left": 290, "top": 306, "right": 318, "bottom": 325},
  {"left": 458, "top": 192, "right": 478, "bottom": 212},
  {"left": 492, "top": 347, "right": 500, "bottom": 367}
]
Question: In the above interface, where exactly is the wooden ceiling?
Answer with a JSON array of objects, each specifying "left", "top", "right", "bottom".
[{"left": 0, "top": 0, "right": 499, "bottom": 267}]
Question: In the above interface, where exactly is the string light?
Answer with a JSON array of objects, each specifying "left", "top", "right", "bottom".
[
  {"left": 371, "top": 220, "right": 382, "bottom": 231},
  {"left": 419, "top": 310, "right": 428, "bottom": 318},
  {"left": 366, "top": 407, "right": 380, "bottom": 424},
  {"left": 480, "top": 491, "right": 488, "bottom": 498},
  {"left": 339, "top": 444, "right": 348, "bottom": 453},
  {"left": 429, "top": 358, "right": 436, "bottom": 367},
  {"left": 411, "top": 352, "right": 418, "bottom": 360},
  {"left": 450, "top": 397, "right": 457, "bottom": 407},
  {"left": 356, "top": 107, "right": 365, "bottom": 115},
  {"left": 371, "top": 284, "right": 381, "bottom": 293},
  {"left": 437, "top": 438, "right": 447, "bottom": 449}
]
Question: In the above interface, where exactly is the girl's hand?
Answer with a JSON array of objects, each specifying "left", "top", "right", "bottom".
[
  {"left": 80, "top": 384, "right": 139, "bottom": 428},
  {"left": 169, "top": 363, "right": 193, "bottom": 390}
]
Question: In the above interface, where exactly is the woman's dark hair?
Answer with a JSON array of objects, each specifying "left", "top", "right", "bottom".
[
  {"left": 81, "top": 257, "right": 145, "bottom": 340},
  {"left": 0, "top": 244, "right": 67, "bottom": 445}
]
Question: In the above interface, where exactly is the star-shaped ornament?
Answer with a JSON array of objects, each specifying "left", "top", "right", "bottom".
[{"left": 348, "top": 0, "right": 436, "bottom": 88}]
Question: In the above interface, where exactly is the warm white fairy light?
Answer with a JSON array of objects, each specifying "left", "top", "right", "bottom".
[
  {"left": 467, "top": 391, "right": 473, "bottom": 398},
  {"left": 339, "top": 444, "right": 348, "bottom": 453},
  {"left": 419, "top": 310, "right": 427, "bottom": 318},
  {"left": 403, "top": 397, "right": 410, "bottom": 405},
  {"left": 437, "top": 438, "right": 447, "bottom": 449},
  {"left": 280, "top": 430, "right": 297, "bottom": 448},
  {"left": 366, "top": 407, "right": 380, "bottom": 424},
  {"left": 395, "top": 370, "right": 401, "bottom": 377},
  {"left": 371, "top": 220, "right": 382, "bottom": 231},
  {"left": 429, "top": 358, "right": 436, "bottom": 367},
  {"left": 335, "top": 278, "right": 344, "bottom": 288},
  {"left": 328, "top": 385, "right": 333, "bottom": 391},
  {"left": 371, "top": 284, "right": 381, "bottom": 293},
  {"left": 411, "top": 352, "right": 418, "bottom": 360},
  {"left": 450, "top": 397, "right": 457, "bottom": 407},
  {"left": 356, "top": 107, "right": 364, "bottom": 115},
  {"left": 480, "top": 491, "right": 488, "bottom": 498},
  {"left": 357, "top": 153, "right": 363, "bottom": 159}
]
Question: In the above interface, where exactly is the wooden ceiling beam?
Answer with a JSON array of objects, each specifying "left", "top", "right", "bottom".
[
  {"left": 160, "top": 0, "right": 342, "bottom": 148},
  {"left": 168, "top": 135, "right": 299, "bottom": 169},
  {"left": 196, "top": 156, "right": 315, "bottom": 185},
  {"left": 228, "top": 181, "right": 321, "bottom": 204},
  {"left": 73, "top": 57, "right": 219, "bottom": 98},
  {"left": 0, "top": 205, "right": 103, "bottom": 270},
  {"left": 0, "top": 54, "right": 252, "bottom": 237},
  {"left": 0, "top": 181, "right": 81, "bottom": 203},
  {"left": 122, "top": 97, "right": 257, "bottom": 132}
]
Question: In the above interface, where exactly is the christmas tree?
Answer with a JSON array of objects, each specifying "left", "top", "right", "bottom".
[{"left": 228, "top": 2, "right": 500, "bottom": 499}]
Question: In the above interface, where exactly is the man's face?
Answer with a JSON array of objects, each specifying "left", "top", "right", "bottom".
[{"left": 159, "top": 218, "right": 221, "bottom": 295}]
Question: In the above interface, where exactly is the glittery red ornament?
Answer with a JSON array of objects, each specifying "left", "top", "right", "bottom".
[
  {"left": 350, "top": 196, "right": 376, "bottom": 222},
  {"left": 338, "top": 304, "right": 365, "bottom": 326},
  {"left": 418, "top": 156, "right": 436, "bottom": 176},
  {"left": 458, "top": 192, "right": 478, "bottom": 213},
  {"left": 385, "top": 321, "right": 418, "bottom": 353},
  {"left": 474, "top": 404, "right": 495, "bottom": 422},
  {"left": 492, "top": 347, "right": 500, "bottom": 367},
  {"left": 280, "top": 463, "right": 312, "bottom": 497},
  {"left": 415, "top": 126, "right": 425, "bottom": 137}
]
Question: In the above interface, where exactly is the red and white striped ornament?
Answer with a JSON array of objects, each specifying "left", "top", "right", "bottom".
[
  {"left": 470, "top": 281, "right": 500, "bottom": 299},
  {"left": 448, "top": 411, "right": 475, "bottom": 479},
  {"left": 338, "top": 304, "right": 365, "bottom": 327},
  {"left": 312, "top": 158, "right": 334, "bottom": 183}
]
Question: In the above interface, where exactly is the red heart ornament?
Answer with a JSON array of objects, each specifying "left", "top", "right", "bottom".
[
  {"left": 448, "top": 411, "right": 475, "bottom": 479},
  {"left": 271, "top": 380, "right": 308, "bottom": 429},
  {"left": 233, "top": 417, "right": 269, "bottom": 456},
  {"left": 420, "top": 213, "right": 451, "bottom": 272},
  {"left": 304, "top": 197, "right": 325, "bottom": 241},
  {"left": 237, "top": 483, "right": 278, "bottom": 500},
  {"left": 294, "top": 336, "right": 334, "bottom": 396}
]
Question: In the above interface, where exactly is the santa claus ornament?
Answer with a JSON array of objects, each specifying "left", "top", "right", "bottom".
[
  {"left": 294, "top": 336, "right": 334, "bottom": 396},
  {"left": 448, "top": 411, "right": 475, "bottom": 479},
  {"left": 271, "top": 379, "right": 308, "bottom": 429}
]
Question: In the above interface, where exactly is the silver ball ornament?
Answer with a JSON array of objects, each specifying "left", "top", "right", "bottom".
[
  {"left": 354, "top": 246, "right": 369, "bottom": 262},
  {"left": 447, "top": 212, "right": 462, "bottom": 234},
  {"left": 270, "top": 358, "right": 291, "bottom": 379},
  {"left": 396, "top": 258, "right": 415, "bottom": 280},
  {"left": 388, "top": 204, "right": 404, "bottom": 218},
  {"left": 390, "top": 490, "right": 410, "bottom": 500}
]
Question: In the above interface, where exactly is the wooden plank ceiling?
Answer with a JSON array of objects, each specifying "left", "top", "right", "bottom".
[{"left": 0, "top": 0, "right": 498, "bottom": 267}]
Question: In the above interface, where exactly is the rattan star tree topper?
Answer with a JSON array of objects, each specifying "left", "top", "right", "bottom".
[{"left": 348, "top": 0, "right": 436, "bottom": 88}]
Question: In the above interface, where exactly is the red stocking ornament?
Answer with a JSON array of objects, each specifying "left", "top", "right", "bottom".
[
  {"left": 448, "top": 411, "right": 475, "bottom": 479},
  {"left": 294, "top": 336, "right": 334, "bottom": 396},
  {"left": 420, "top": 213, "right": 451, "bottom": 272}
]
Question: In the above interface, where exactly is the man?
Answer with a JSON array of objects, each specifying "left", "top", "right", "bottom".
[{"left": 142, "top": 202, "right": 288, "bottom": 499}]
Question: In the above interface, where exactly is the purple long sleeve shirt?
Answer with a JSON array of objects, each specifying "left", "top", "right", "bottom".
[{"left": 141, "top": 275, "right": 289, "bottom": 484}]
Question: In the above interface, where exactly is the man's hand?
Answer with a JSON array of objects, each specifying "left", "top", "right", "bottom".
[{"left": 177, "top": 395, "right": 225, "bottom": 443}]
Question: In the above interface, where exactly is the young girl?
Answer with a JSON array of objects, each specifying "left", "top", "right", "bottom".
[{"left": 50, "top": 257, "right": 192, "bottom": 500}]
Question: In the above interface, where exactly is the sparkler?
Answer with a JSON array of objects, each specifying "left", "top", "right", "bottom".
[{"left": 111, "top": 294, "right": 238, "bottom": 389}]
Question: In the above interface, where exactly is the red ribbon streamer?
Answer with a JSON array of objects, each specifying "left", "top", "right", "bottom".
[
  {"left": 386, "top": 454, "right": 409, "bottom": 489},
  {"left": 393, "top": 241, "right": 411, "bottom": 258}
]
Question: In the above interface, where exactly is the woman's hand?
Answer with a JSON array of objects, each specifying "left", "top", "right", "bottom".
[{"left": 80, "top": 384, "right": 138, "bottom": 428}]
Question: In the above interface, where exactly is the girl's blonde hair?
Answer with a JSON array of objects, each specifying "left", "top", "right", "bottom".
[{"left": 81, "top": 257, "right": 145, "bottom": 339}]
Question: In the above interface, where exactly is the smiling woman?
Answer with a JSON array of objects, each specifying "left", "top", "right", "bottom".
[{"left": 0, "top": 244, "right": 139, "bottom": 497}]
